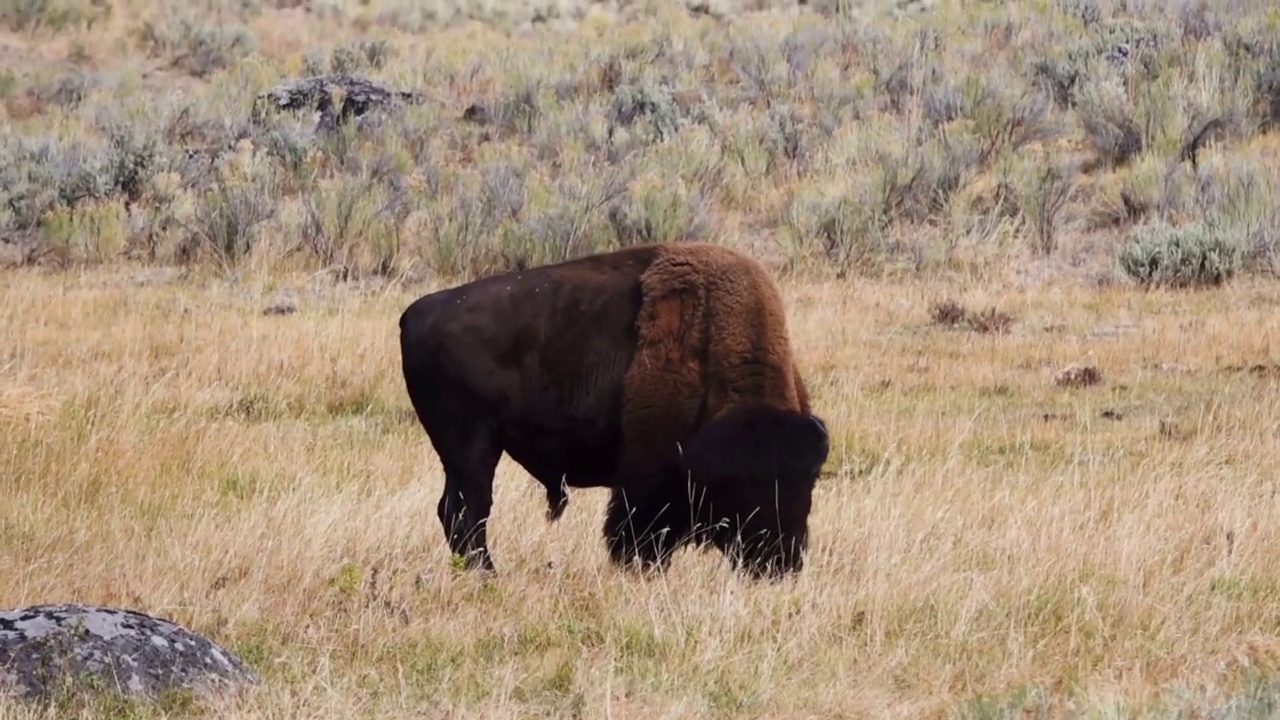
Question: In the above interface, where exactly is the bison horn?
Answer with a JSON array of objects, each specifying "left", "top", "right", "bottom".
[{"left": 808, "top": 415, "right": 828, "bottom": 440}]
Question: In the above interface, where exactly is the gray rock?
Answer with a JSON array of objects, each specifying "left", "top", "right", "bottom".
[
  {"left": 251, "top": 73, "right": 424, "bottom": 134},
  {"left": 0, "top": 604, "right": 260, "bottom": 702}
]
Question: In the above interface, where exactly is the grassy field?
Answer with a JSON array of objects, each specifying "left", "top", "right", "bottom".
[{"left": 5, "top": 0, "right": 1280, "bottom": 717}]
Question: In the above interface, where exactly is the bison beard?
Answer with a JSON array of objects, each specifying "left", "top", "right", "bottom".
[{"left": 398, "top": 242, "right": 829, "bottom": 579}]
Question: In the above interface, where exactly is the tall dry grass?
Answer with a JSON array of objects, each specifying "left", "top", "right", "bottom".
[
  {"left": 6, "top": 0, "right": 1280, "bottom": 716},
  {"left": 4, "top": 266, "right": 1280, "bottom": 718}
]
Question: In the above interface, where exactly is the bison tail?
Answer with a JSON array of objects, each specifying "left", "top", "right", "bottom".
[{"left": 679, "top": 402, "right": 830, "bottom": 488}]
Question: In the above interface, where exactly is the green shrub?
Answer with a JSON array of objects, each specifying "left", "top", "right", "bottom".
[{"left": 1117, "top": 221, "right": 1242, "bottom": 289}]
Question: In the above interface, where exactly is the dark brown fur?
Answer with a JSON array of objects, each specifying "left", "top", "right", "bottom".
[{"left": 398, "top": 242, "right": 829, "bottom": 578}]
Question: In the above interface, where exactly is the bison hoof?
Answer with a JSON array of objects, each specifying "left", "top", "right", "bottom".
[{"left": 449, "top": 549, "right": 496, "bottom": 574}]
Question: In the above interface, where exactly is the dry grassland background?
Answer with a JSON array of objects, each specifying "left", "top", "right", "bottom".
[{"left": 5, "top": 0, "right": 1280, "bottom": 717}]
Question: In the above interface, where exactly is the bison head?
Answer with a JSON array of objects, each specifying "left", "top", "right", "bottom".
[{"left": 680, "top": 402, "right": 830, "bottom": 579}]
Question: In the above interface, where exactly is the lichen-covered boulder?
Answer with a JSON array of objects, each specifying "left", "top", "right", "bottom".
[
  {"left": 251, "top": 73, "right": 424, "bottom": 133},
  {"left": 0, "top": 603, "right": 260, "bottom": 702}
]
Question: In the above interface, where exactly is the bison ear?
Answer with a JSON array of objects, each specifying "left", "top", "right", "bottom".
[{"left": 679, "top": 403, "right": 830, "bottom": 487}]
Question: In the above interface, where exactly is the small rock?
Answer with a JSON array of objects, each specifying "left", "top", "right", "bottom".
[
  {"left": 0, "top": 603, "right": 259, "bottom": 703},
  {"left": 686, "top": 0, "right": 725, "bottom": 19},
  {"left": 1054, "top": 363, "right": 1102, "bottom": 388},
  {"left": 1103, "top": 42, "right": 1131, "bottom": 69},
  {"left": 461, "top": 102, "right": 491, "bottom": 125}
]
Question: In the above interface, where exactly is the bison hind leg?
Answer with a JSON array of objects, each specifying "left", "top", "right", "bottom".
[
  {"left": 545, "top": 475, "right": 569, "bottom": 523},
  {"left": 423, "top": 418, "right": 503, "bottom": 573}
]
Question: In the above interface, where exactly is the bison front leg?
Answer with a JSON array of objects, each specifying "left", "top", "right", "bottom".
[
  {"left": 434, "top": 427, "right": 503, "bottom": 573},
  {"left": 603, "top": 481, "right": 692, "bottom": 574}
]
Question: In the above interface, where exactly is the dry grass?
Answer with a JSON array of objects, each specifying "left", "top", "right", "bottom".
[
  {"left": 4, "top": 265, "right": 1280, "bottom": 718},
  {"left": 6, "top": 0, "right": 1280, "bottom": 717}
]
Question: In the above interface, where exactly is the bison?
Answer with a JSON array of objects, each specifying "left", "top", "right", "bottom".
[{"left": 398, "top": 242, "right": 830, "bottom": 579}]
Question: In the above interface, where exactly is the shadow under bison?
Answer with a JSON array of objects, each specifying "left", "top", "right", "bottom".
[{"left": 399, "top": 242, "right": 830, "bottom": 579}]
